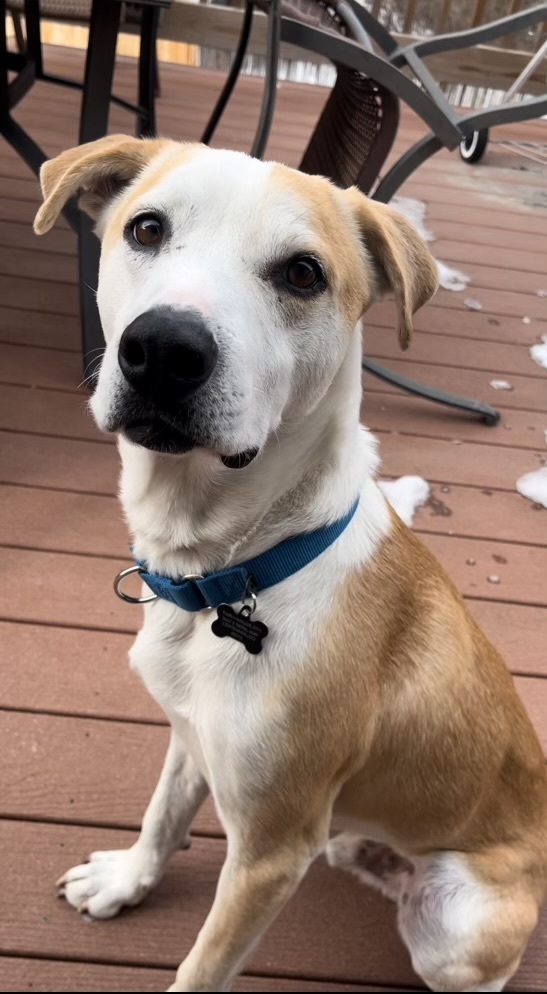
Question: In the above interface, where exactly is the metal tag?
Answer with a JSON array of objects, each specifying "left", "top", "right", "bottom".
[{"left": 211, "top": 603, "right": 268, "bottom": 655}]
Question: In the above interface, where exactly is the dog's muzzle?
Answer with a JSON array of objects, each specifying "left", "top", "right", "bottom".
[
  {"left": 114, "top": 306, "right": 258, "bottom": 467},
  {"left": 118, "top": 306, "right": 218, "bottom": 405}
]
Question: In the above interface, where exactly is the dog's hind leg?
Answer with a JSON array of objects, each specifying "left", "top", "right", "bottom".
[
  {"left": 397, "top": 850, "right": 537, "bottom": 993},
  {"left": 58, "top": 731, "right": 209, "bottom": 918},
  {"left": 326, "top": 832, "right": 413, "bottom": 901}
]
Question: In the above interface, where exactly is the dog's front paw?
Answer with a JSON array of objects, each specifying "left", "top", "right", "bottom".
[{"left": 57, "top": 846, "right": 159, "bottom": 919}]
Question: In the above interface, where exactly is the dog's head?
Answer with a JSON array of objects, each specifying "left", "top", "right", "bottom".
[{"left": 35, "top": 136, "right": 438, "bottom": 465}]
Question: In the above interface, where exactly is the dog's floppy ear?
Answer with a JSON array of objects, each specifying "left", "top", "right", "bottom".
[
  {"left": 346, "top": 188, "right": 439, "bottom": 350},
  {"left": 34, "top": 134, "right": 170, "bottom": 235}
]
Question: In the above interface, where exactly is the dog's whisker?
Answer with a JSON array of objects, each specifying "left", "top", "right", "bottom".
[{"left": 77, "top": 357, "right": 103, "bottom": 390}]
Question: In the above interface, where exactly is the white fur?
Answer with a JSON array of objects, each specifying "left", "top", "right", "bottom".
[
  {"left": 400, "top": 853, "right": 495, "bottom": 990},
  {"left": 329, "top": 835, "right": 510, "bottom": 993}
]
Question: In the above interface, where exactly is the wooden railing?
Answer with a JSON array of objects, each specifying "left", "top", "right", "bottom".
[
  {"left": 157, "top": 0, "right": 547, "bottom": 95},
  {"left": 370, "top": 0, "right": 545, "bottom": 51},
  {"left": 16, "top": 0, "right": 545, "bottom": 95}
]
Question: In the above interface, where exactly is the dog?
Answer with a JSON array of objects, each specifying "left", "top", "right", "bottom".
[{"left": 35, "top": 135, "right": 547, "bottom": 993}]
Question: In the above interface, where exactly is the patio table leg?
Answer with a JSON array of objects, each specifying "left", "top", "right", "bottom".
[
  {"left": 137, "top": 3, "right": 159, "bottom": 136},
  {"left": 78, "top": 0, "right": 121, "bottom": 380},
  {"left": 0, "top": 0, "right": 10, "bottom": 126},
  {"left": 369, "top": 132, "right": 500, "bottom": 425},
  {"left": 362, "top": 358, "right": 500, "bottom": 425}
]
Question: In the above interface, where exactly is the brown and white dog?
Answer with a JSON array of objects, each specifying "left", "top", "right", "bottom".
[{"left": 35, "top": 136, "right": 547, "bottom": 993}]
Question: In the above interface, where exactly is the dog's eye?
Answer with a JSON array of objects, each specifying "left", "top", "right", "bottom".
[
  {"left": 132, "top": 216, "right": 164, "bottom": 247},
  {"left": 285, "top": 256, "right": 323, "bottom": 291}
]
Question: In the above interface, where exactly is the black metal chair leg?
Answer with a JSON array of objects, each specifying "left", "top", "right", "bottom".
[
  {"left": 251, "top": 0, "right": 280, "bottom": 159},
  {"left": 362, "top": 358, "right": 500, "bottom": 426},
  {"left": 137, "top": 4, "right": 159, "bottom": 137},
  {"left": 12, "top": 11, "right": 26, "bottom": 53},
  {"left": 78, "top": 0, "right": 121, "bottom": 380},
  {"left": 201, "top": 0, "right": 254, "bottom": 145},
  {"left": 0, "top": 0, "right": 10, "bottom": 125},
  {"left": 23, "top": 0, "right": 43, "bottom": 74},
  {"left": 153, "top": 40, "right": 161, "bottom": 98},
  {"left": 373, "top": 134, "right": 443, "bottom": 205}
]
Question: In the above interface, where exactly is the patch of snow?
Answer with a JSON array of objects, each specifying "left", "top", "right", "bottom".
[
  {"left": 530, "top": 337, "right": 547, "bottom": 370},
  {"left": 391, "top": 197, "right": 435, "bottom": 242},
  {"left": 392, "top": 198, "right": 471, "bottom": 293},
  {"left": 516, "top": 467, "right": 547, "bottom": 509},
  {"left": 437, "top": 262, "right": 470, "bottom": 292},
  {"left": 536, "top": 289, "right": 547, "bottom": 297},
  {"left": 464, "top": 297, "right": 482, "bottom": 311},
  {"left": 522, "top": 316, "right": 532, "bottom": 325},
  {"left": 489, "top": 379, "right": 513, "bottom": 390},
  {"left": 378, "top": 475, "right": 430, "bottom": 527}
]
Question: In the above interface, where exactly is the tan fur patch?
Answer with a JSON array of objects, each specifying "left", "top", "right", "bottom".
[
  {"left": 270, "top": 168, "right": 438, "bottom": 348},
  {"left": 326, "top": 512, "right": 547, "bottom": 855},
  {"left": 101, "top": 142, "right": 206, "bottom": 253},
  {"left": 344, "top": 188, "right": 439, "bottom": 349},
  {"left": 270, "top": 165, "right": 372, "bottom": 327},
  {"left": 249, "top": 508, "right": 547, "bottom": 893},
  {"left": 34, "top": 135, "right": 191, "bottom": 236}
]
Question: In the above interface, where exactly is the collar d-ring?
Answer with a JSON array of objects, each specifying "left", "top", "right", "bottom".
[{"left": 114, "top": 564, "right": 158, "bottom": 604}]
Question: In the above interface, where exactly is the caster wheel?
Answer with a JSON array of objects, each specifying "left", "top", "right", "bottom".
[{"left": 460, "top": 128, "right": 489, "bottom": 163}]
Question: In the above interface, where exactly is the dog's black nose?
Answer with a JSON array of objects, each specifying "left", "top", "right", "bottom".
[{"left": 118, "top": 307, "right": 218, "bottom": 401}]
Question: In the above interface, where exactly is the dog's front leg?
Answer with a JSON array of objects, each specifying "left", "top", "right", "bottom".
[
  {"left": 59, "top": 730, "right": 209, "bottom": 917},
  {"left": 168, "top": 818, "right": 329, "bottom": 993}
]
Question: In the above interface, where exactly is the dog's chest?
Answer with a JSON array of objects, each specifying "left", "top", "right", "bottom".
[
  {"left": 129, "top": 603, "right": 208, "bottom": 718},
  {"left": 129, "top": 596, "right": 304, "bottom": 798},
  {"left": 126, "top": 496, "right": 389, "bottom": 794},
  {"left": 128, "top": 553, "right": 341, "bottom": 739},
  {"left": 129, "top": 595, "right": 270, "bottom": 722}
]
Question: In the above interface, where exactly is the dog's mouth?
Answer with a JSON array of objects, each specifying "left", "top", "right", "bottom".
[
  {"left": 220, "top": 449, "right": 259, "bottom": 470},
  {"left": 123, "top": 418, "right": 195, "bottom": 454},
  {"left": 122, "top": 418, "right": 258, "bottom": 468}
]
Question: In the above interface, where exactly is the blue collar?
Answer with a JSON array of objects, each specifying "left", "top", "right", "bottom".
[{"left": 133, "top": 500, "right": 359, "bottom": 612}]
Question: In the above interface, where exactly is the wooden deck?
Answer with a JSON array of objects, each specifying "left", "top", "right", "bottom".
[{"left": 1, "top": 42, "right": 547, "bottom": 993}]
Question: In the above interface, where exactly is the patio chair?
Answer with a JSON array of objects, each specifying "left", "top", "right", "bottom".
[
  {"left": 202, "top": 0, "right": 547, "bottom": 425},
  {"left": 4, "top": 0, "right": 160, "bottom": 138},
  {"left": 1, "top": 0, "right": 165, "bottom": 378}
]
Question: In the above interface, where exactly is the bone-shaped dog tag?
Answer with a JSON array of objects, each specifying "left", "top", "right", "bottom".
[{"left": 211, "top": 603, "right": 268, "bottom": 654}]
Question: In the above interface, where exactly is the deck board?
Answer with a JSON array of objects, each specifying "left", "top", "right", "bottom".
[
  {"left": 0, "top": 958, "right": 396, "bottom": 993},
  {"left": 2, "top": 821, "right": 547, "bottom": 991},
  {"left": 1, "top": 42, "right": 547, "bottom": 994}
]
